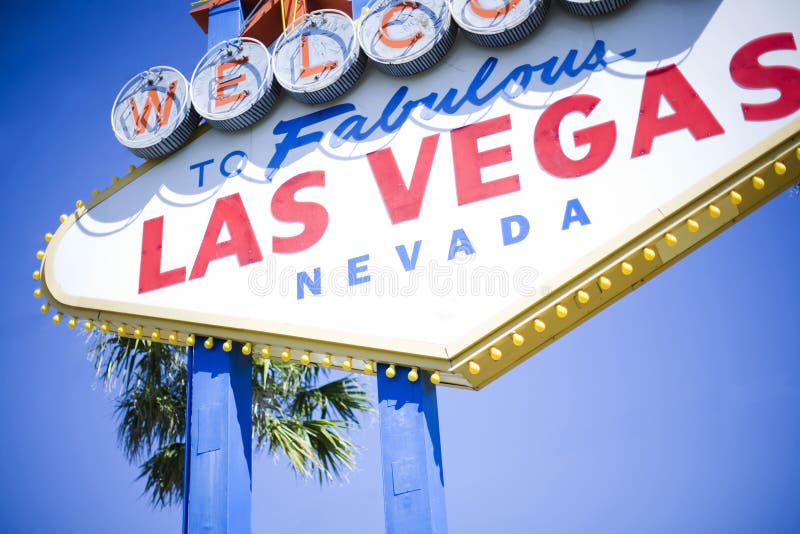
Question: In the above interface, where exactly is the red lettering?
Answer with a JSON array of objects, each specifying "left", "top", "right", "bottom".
[
  {"left": 189, "top": 193, "right": 263, "bottom": 280},
  {"left": 138, "top": 216, "right": 186, "bottom": 293},
  {"left": 631, "top": 65, "right": 724, "bottom": 158},
  {"left": 534, "top": 94, "right": 616, "bottom": 178},
  {"left": 379, "top": 3, "right": 423, "bottom": 49},
  {"left": 730, "top": 32, "right": 800, "bottom": 121},
  {"left": 469, "top": 0, "right": 520, "bottom": 19},
  {"left": 215, "top": 59, "right": 248, "bottom": 107},
  {"left": 129, "top": 81, "right": 177, "bottom": 136},
  {"left": 367, "top": 134, "right": 440, "bottom": 224},
  {"left": 451, "top": 114, "right": 519, "bottom": 206},
  {"left": 272, "top": 171, "right": 329, "bottom": 253},
  {"left": 300, "top": 35, "right": 339, "bottom": 79}
]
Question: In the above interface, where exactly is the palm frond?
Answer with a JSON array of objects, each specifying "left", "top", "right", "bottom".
[
  {"left": 86, "top": 333, "right": 373, "bottom": 507},
  {"left": 138, "top": 442, "right": 184, "bottom": 508}
]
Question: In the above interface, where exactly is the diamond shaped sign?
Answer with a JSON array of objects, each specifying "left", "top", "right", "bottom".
[{"left": 38, "top": 1, "right": 800, "bottom": 388}]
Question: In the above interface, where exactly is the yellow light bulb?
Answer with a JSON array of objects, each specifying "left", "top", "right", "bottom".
[
  {"left": 665, "top": 233, "right": 678, "bottom": 246},
  {"left": 687, "top": 219, "right": 699, "bottom": 232},
  {"left": 342, "top": 357, "right": 353, "bottom": 371},
  {"left": 152, "top": 329, "right": 161, "bottom": 341},
  {"left": 751, "top": 176, "right": 765, "bottom": 190},
  {"left": 556, "top": 305, "right": 568, "bottom": 318},
  {"left": 281, "top": 348, "right": 291, "bottom": 361},
  {"left": 408, "top": 367, "right": 418, "bottom": 382},
  {"left": 40, "top": 303, "right": 50, "bottom": 313},
  {"left": 168, "top": 332, "right": 178, "bottom": 343},
  {"left": 511, "top": 332, "right": 524, "bottom": 346},
  {"left": 321, "top": 354, "right": 332, "bottom": 367},
  {"left": 577, "top": 290, "right": 590, "bottom": 304},
  {"left": 128, "top": 164, "right": 137, "bottom": 172},
  {"left": 490, "top": 347, "right": 502, "bottom": 360},
  {"left": 300, "top": 351, "right": 311, "bottom": 365},
  {"left": 59, "top": 214, "right": 67, "bottom": 223},
  {"left": 643, "top": 248, "right": 656, "bottom": 261},
  {"left": 430, "top": 371, "right": 441, "bottom": 385},
  {"left": 468, "top": 361, "right": 480, "bottom": 375},
  {"left": 773, "top": 161, "right": 786, "bottom": 175},
  {"left": 222, "top": 340, "right": 233, "bottom": 352},
  {"left": 52, "top": 313, "right": 61, "bottom": 324},
  {"left": 134, "top": 326, "right": 143, "bottom": 338},
  {"left": 598, "top": 276, "right": 612, "bottom": 291},
  {"left": 385, "top": 364, "right": 396, "bottom": 378},
  {"left": 186, "top": 334, "right": 195, "bottom": 347},
  {"left": 730, "top": 190, "right": 742, "bottom": 205},
  {"left": 75, "top": 200, "right": 84, "bottom": 209},
  {"left": 68, "top": 317, "right": 77, "bottom": 329},
  {"left": 533, "top": 319, "right": 546, "bottom": 333},
  {"left": 92, "top": 189, "right": 99, "bottom": 197},
  {"left": 117, "top": 324, "right": 127, "bottom": 336},
  {"left": 621, "top": 262, "right": 633, "bottom": 275},
  {"left": 44, "top": 232, "right": 53, "bottom": 242},
  {"left": 363, "top": 361, "right": 374, "bottom": 374},
  {"left": 32, "top": 270, "right": 41, "bottom": 281},
  {"left": 112, "top": 176, "right": 120, "bottom": 183},
  {"left": 260, "top": 346, "right": 270, "bottom": 358},
  {"left": 84, "top": 320, "right": 94, "bottom": 331},
  {"left": 36, "top": 250, "right": 45, "bottom": 260},
  {"left": 100, "top": 321, "right": 110, "bottom": 333},
  {"left": 242, "top": 342, "right": 252, "bottom": 356},
  {"left": 708, "top": 204, "right": 721, "bottom": 218},
  {"left": 33, "top": 288, "right": 42, "bottom": 298},
  {"left": 204, "top": 337, "right": 214, "bottom": 349}
]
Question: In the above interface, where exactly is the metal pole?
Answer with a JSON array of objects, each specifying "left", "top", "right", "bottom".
[
  {"left": 377, "top": 364, "right": 448, "bottom": 534},
  {"left": 183, "top": 3, "right": 249, "bottom": 533}
]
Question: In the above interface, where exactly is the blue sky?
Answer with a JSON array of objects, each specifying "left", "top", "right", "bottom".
[{"left": 2, "top": 1, "right": 799, "bottom": 533}]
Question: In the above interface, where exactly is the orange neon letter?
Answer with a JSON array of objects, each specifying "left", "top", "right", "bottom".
[
  {"left": 129, "top": 81, "right": 177, "bottom": 135},
  {"left": 379, "top": 3, "right": 424, "bottom": 49},
  {"left": 469, "top": 0, "right": 520, "bottom": 18},
  {"left": 215, "top": 57, "right": 249, "bottom": 107},
  {"left": 300, "top": 34, "right": 338, "bottom": 78}
]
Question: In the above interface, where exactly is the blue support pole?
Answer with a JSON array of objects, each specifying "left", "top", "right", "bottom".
[
  {"left": 183, "top": 3, "right": 249, "bottom": 533},
  {"left": 377, "top": 364, "right": 448, "bottom": 534}
]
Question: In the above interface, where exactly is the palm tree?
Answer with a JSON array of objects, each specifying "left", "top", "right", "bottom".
[{"left": 88, "top": 334, "right": 372, "bottom": 507}]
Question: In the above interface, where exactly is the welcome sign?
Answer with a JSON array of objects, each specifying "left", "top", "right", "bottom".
[{"left": 37, "top": 0, "right": 800, "bottom": 388}]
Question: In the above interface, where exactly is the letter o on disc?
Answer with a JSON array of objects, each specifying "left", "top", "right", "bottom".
[
  {"left": 450, "top": 0, "right": 551, "bottom": 47},
  {"left": 191, "top": 38, "right": 280, "bottom": 131},
  {"left": 358, "top": 0, "right": 457, "bottom": 76},
  {"left": 558, "top": 0, "right": 632, "bottom": 16},
  {"left": 111, "top": 66, "right": 199, "bottom": 159},
  {"left": 273, "top": 10, "right": 366, "bottom": 105}
]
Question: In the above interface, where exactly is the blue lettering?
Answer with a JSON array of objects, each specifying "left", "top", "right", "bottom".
[
  {"left": 562, "top": 198, "right": 591, "bottom": 230},
  {"left": 395, "top": 240, "right": 422, "bottom": 271},
  {"left": 297, "top": 268, "right": 321, "bottom": 299},
  {"left": 190, "top": 158, "right": 214, "bottom": 188},
  {"left": 348, "top": 254, "right": 370, "bottom": 286},
  {"left": 501, "top": 215, "right": 530, "bottom": 245},
  {"left": 448, "top": 229, "right": 475, "bottom": 260},
  {"left": 267, "top": 41, "right": 636, "bottom": 175},
  {"left": 267, "top": 104, "right": 355, "bottom": 181},
  {"left": 220, "top": 150, "right": 247, "bottom": 178}
]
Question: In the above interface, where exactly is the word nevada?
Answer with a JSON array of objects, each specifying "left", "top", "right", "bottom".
[{"left": 111, "top": 0, "right": 632, "bottom": 158}]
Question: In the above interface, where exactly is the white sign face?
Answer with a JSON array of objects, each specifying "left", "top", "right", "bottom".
[
  {"left": 191, "top": 38, "right": 278, "bottom": 131},
  {"left": 44, "top": 1, "right": 800, "bottom": 389},
  {"left": 111, "top": 66, "right": 198, "bottom": 159}
]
